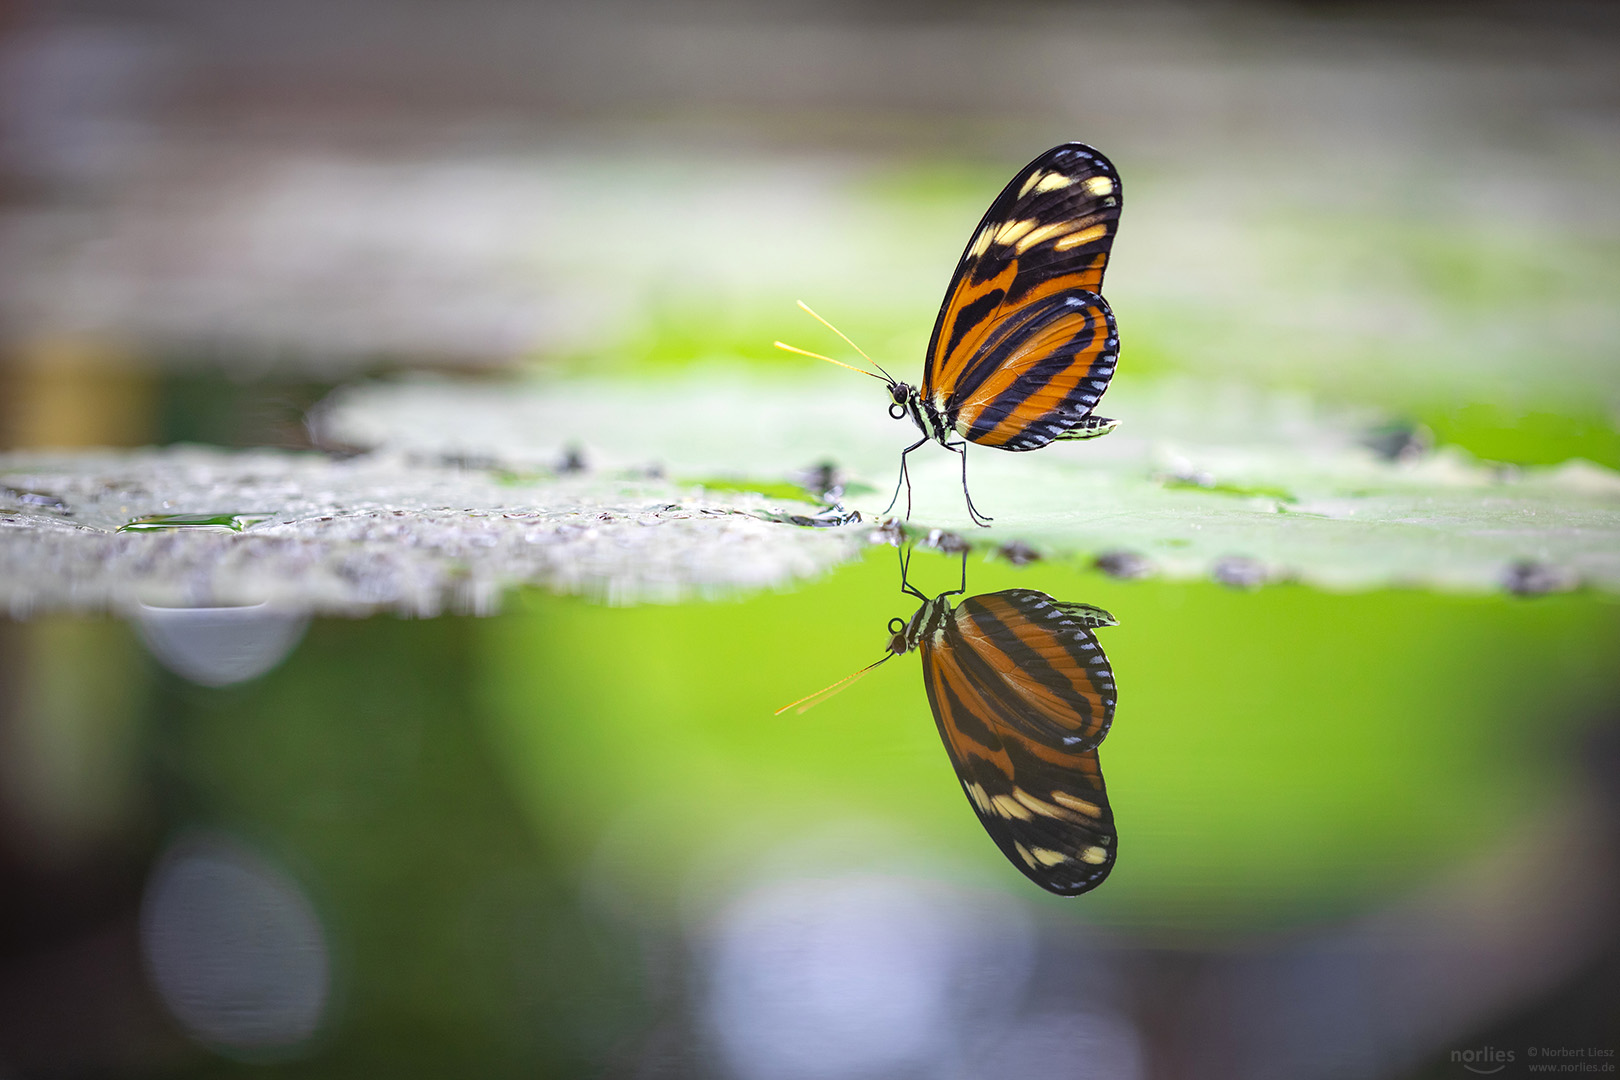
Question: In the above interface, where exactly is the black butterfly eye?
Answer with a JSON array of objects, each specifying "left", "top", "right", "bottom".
[{"left": 891, "top": 384, "right": 908, "bottom": 405}]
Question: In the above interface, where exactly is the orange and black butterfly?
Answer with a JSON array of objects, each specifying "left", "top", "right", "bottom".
[
  {"left": 780, "top": 552, "right": 1120, "bottom": 895},
  {"left": 778, "top": 143, "right": 1123, "bottom": 526}
]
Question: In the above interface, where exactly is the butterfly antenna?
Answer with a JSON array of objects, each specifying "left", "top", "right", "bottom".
[
  {"left": 773, "top": 653, "right": 895, "bottom": 715},
  {"left": 773, "top": 340, "right": 889, "bottom": 381},
  {"left": 795, "top": 299, "right": 898, "bottom": 384}
]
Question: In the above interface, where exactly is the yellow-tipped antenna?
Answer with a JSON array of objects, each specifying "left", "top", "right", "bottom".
[
  {"left": 773, "top": 653, "right": 895, "bottom": 715},
  {"left": 773, "top": 340, "right": 887, "bottom": 380},
  {"left": 797, "top": 300, "right": 894, "bottom": 377},
  {"left": 775, "top": 300, "right": 897, "bottom": 383}
]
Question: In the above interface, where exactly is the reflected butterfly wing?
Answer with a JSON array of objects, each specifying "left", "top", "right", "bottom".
[{"left": 920, "top": 589, "right": 1119, "bottom": 895}]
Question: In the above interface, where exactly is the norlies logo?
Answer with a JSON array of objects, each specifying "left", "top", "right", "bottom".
[{"left": 1453, "top": 1046, "right": 1515, "bottom": 1074}]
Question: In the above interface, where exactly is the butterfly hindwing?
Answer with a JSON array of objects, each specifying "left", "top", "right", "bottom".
[
  {"left": 948, "top": 590, "right": 1117, "bottom": 748},
  {"left": 920, "top": 589, "right": 1118, "bottom": 895},
  {"left": 949, "top": 291, "right": 1118, "bottom": 451},
  {"left": 922, "top": 142, "right": 1123, "bottom": 452}
]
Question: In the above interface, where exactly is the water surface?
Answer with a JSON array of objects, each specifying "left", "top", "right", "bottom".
[{"left": 3, "top": 546, "right": 1615, "bottom": 1078}]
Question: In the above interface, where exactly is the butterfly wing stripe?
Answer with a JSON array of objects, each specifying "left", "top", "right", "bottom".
[
  {"left": 944, "top": 645, "right": 1090, "bottom": 768},
  {"left": 963, "top": 592, "right": 1115, "bottom": 717},
  {"left": 923, "top": 648, "right": 1117, "bottom": 895},
  {"left": 952, "top": 592, "right": 1116, "bottom": 750},
  {"left": 953, "top": 294, "right": 1118, "bottom": 450},
  {"left": 933, "top": 254, "right": 1107, "bottom": 404},
  {"left": 953, "top": 293, "right": 1109, "bottom": 418},
  {"left": 964, "top": 323, "right": 1114, "bottom": 449},
  {"left": 946, "top": 291, "right": 1075, "bottom": 407},
  {"left": 942, "top": 286, "right": 1008, "bottom": 365},
  {"left": 927, "top": 660, "right": 1117, "bottom": 892},
  {"left": 922, "top": 634, "right": 1015, "bottom": 778},
  {"left": 994, "top": 741, "right": 1116, "bottom": 895},
  {"left": 921, "top": 593, "right": 1119, "bottom": 896},
  {"left": 923, "top": 143, "right": 1122, "bottom": 407}
]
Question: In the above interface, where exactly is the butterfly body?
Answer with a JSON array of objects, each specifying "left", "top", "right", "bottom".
[
  {"left": 891, "top": 382, "right": 953, "bottom": 448},
  {"left": 887, "top": 586, "right": 955, "bottom": 654}
]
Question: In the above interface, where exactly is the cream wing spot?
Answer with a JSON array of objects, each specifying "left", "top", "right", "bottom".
[
  {"left": 991, "top": 794, "right": 1033, "bottom": 821},
  {"left": 1014, "top": 220, "right": 1079, "bottom": 254},
  {"left": 1030, "top": 847, "right": 1070, "bottom": 867},
  {"left": 967, "top": 226, "right": 995, "bottom": 259},
  {"left": 1013, "top": 788, "right": 1099, "bottom": 825},
  {"left": 1079, "top": 845, "right": 1109, "bottom": 865},
  {"left": 1054, "top": 224, "right": 1109, "bottom": 251},
  {"left": 1052, "top": 791, "right": 1102, "bottom": 818},
  {"left": 1012, "top": 787, "right": 1064, "bottom": 819},
  {"left": 993, "top": 218, "right": 1038, "bottom": 247},
  {"left": 1082, "top": 175, "right": 1114, "bottom": 197},
  {"left": 1033, "top": 172, "right": 1074, "bottom": 194}
]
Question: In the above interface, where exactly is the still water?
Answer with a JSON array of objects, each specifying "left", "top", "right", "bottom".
[{"left": 2, "top": 544, "right": 1616, "bottom": 1078}]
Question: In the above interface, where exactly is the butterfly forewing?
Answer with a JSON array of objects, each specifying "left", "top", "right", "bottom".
[
  {"left": 922, "top": 143, "right": 1123, "bottom": 453},
  {"left": 920, "top": 589, "right": 1118, "bottom": 896}
]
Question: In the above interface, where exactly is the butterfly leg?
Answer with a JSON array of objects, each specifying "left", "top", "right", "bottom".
[
  {"left": 898, "top": 543, "right": 930, "bottom": 602},
  {"left": 882, "top": 437, "right": 930, "bottom": 520},
  {"left": 946, "top": 442, "right": 993, "bottom": 526}
]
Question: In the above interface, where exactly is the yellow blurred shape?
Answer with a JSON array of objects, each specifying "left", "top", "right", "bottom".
[
  {"left": 0, "top": 618, "right": 150, "bottom": 867},
  {"left": 3, "top": 338, "right": 154, "bottom": 449}
]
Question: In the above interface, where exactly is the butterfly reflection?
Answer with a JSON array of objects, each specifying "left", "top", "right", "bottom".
[{"left": 784, "top": 549, "right": 1121, "bottom": 896}]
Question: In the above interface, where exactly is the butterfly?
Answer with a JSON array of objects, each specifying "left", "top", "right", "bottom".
[
  {"left": 779, "top": 549, "right": 1120, "bottom": 895},
  {"left": 777, "top": 143, "right": 1123, "bottom": 526}
]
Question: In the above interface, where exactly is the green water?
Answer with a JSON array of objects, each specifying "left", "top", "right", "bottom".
[{"left": 8, "top": 546, "right": 1615, "bottom": 1077}]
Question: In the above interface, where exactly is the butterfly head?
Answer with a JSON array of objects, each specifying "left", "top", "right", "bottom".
[
  {"left": 888, "top": 381, "right": 950, "bottom": 445},
  {"left": 887, "top": 381, "right": 913, "bottom": 418},
  {"left": 887, "top": 592, "right": 955, "bottom": 656},
  {"left": 885, "top": 614, "right": 916, "bottom": 656}
]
